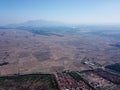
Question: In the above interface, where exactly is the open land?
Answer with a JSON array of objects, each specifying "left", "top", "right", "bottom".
[
  {"left": 0, "top": 27, "right": 120, "bottom": 75},
  {"left": 0, "top": 27, "right": 120, "bottom": 90}
]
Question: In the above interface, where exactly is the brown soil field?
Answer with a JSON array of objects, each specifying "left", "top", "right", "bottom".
[{"left": 0, "top": 28, "right": 120, "bottom": 76}]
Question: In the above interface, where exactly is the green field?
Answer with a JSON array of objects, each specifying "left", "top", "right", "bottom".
[{"left": 0, "top": 74, "right": 59, "bottom": 90}]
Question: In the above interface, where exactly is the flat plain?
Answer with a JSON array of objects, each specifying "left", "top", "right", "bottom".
[{"left": 0, "top": 27, "right": 120, "bottom": 76}]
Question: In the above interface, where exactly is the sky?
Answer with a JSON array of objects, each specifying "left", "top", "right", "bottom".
[{"left": 0, "top": 0, "right": 120, "bottom": 25}]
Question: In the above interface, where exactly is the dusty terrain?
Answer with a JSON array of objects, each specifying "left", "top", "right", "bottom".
[{"left": 0, "top": 28, "right": 120, "bottom": 76}]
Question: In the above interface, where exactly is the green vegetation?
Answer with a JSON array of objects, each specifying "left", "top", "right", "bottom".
[
  {"left": 105, "top": 63, "right": 120, "bottom": 73},
  {"left": 0, "top": 74, "right": 59, "bottom": 90},
  {"left": 0, "top": 62, "right": 9, "bottom": 66},
  {"left": 68, "top": 71, "right": 96, "bottom": 90},
  {"left": 68, "top": 71, "right": 83, "bottom": 82}
]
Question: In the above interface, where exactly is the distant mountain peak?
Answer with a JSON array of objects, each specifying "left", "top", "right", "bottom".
[{"left": 4, "top": 20, "right": 68, "bottom": 28}]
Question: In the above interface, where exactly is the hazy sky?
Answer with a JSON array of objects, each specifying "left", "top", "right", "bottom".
[{"left": 0, "top": 0, "right": 120, "bottom": 25}]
